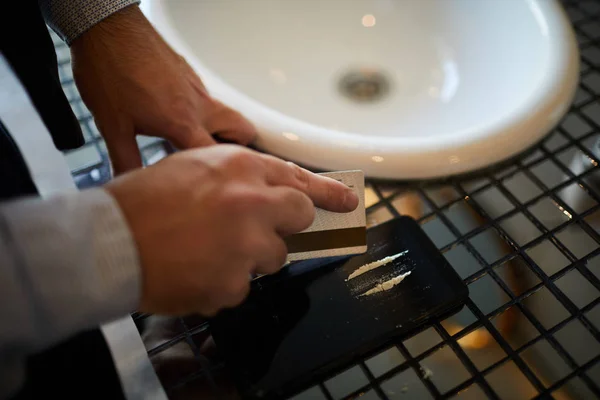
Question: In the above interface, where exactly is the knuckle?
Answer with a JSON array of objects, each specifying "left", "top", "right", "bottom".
[
  {"left": 226, "top": 149, "right": 260, "bottom": 171},
  {"left": 266, "top": 251, "right": 286, "bottom": 275},
  {"left": 166, "top": 120, "right": 199, "bottom": 146},
  {"left": 300, "top": 208, "right": 316, "bottom": 231},
  {"left": 200, "top": 305, "right": 219, "bottom": 318},
  {"left": 223, "top": 186, "right": 271, "bottom": 214},
  {"left": 237, "top": 280, "right": 251, "bottom": 301},
  {"left": 289, "top": 191, "right": 315, "bottom": 228},
  {"left": 226, "top": 277, "right": 250, "bottom": 306},
  {"left": 244, "top": 190, "right": 271, "bottom": 208},
  {"left": 287, "top": 162, "right": 309, "bottom": 189},
  {"left": 218, "top": 186, "right": 241, "bottom": 209},
  {"left": 274, "top": 243, "right": 289, "bottom": 271},
  {"left": 276, "top": 190, "right": 314, "bottom": 234},
  {"left": 237, "top": 233, "right": 265, "bottom": 256},
  {"left": 228, "top": 110, "right": 257, "bottom": 136},
  {"left": 171, "top": 95, "right": 196, "bottom": 119}
]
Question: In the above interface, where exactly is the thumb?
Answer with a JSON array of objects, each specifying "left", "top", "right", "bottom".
[
  {"left": 204, "top": 102, "right": 258, "bottom": 146},
  {"left": 105, "top": 134, "right": 143, "bottom": 176},
  {"left": 168, "top": 126, "right": 217, "bottom": 150}
]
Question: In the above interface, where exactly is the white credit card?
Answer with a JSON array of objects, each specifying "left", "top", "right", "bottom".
[{"left": 284, "top": 170, "right": 367, "bottom": 262}]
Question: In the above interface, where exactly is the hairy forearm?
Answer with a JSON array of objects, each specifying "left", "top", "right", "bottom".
[{"left": 69, "top": 2, "right": 175, "bottom": 69}]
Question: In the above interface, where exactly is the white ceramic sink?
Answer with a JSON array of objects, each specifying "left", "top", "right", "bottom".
[{"left": 141, "top": 0, "right": 579, "bottom": 179}]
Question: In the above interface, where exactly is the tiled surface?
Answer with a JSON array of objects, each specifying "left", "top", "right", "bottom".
[
  {"left": 443, "top": 245, "right": 482, "bottom": 280},
  {"left": 457, "top": 327, "right": 506, "bottom": 371},
  {"left": 420, "top": 346, "right": 472, "bottom": 393},
  {"left": 520, "top": 339, "right": 572, "bottom": 387},
  {"left": 496, "top": 257, "right": 541, "bottom": 297},
  {"left": 485, "top": 361, "right": 539, "bottom": 400},
  {"left": 365, "top": 347, "right": 405, "bottom": 378},
  {"left": 522, "top": 288, "right": 571, "bottom": 330},
  {"left": 51, "top": 0, "right": 600, "bottom": 398},
  {"left": 468, "top": 274, "right": 511, "bottom": 316},
  {"left": 324, "top": 366, "right": 369, "bottom": 399},
  {"left": 494, "top": 307, "right": 540, "bottom": 351},
  {"left": 380, "top": 368, "right": 433, "bottom": 400}
]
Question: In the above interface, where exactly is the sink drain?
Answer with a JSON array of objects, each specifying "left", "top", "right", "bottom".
[{"left": 338, "top": 69, "right": 390, "bottom": 103}]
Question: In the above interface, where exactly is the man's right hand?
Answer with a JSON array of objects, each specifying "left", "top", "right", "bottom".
[{"left": 105, "top": 145, "right": 359, "bottom": 316}]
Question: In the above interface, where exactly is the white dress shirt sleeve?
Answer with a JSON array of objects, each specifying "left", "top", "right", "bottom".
[{"left": 0, "top": 187, "right": 141, "bottom": 398}]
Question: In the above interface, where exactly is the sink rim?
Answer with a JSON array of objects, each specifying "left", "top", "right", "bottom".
[{"left": 141, "top": 0, "right": 579, "bottom": 179}]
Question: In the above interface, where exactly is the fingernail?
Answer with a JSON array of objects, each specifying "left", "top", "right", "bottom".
[{"left": 343, "top": 188, "right": 359, "bottom": 211}]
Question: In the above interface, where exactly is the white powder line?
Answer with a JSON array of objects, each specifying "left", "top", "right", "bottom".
[
  {"left": 359, "top": 271, "right": 412, "bottom": 297},
  {"left": 421, "top": 366, "right": 433, "bottom": 380},
  {"left": 346, "top": 250, "right": 408, "bottom": 281}
]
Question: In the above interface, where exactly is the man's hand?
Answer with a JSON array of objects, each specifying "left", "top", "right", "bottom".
[
  {"left": 105, "top": 145, "right": 359, "bottom": 316},
  {"left": 70, "top": 5, "right": 257, "bottom": 175}
]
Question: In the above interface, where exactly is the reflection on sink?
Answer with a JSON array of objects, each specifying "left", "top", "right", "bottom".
[{"left": 141, "top": 0, "right": 578, "bottom": 179}]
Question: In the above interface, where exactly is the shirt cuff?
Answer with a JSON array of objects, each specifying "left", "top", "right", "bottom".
[
  {"left": 1, "top": 187, "right": 141, "bottom": 344},
  {"left": 38, "top": 0, "right": 141, "bottom": 45}
]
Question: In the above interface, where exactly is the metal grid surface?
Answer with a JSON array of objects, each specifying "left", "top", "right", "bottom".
[{"left": 50, "top": 1, "right": 600, "bottom": 398}]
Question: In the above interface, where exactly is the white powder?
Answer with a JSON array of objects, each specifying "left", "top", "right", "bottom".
[
  {"left": 359, "top": 271, "right": 412, "bottom": 297},
  {"left": 346, "top": 251, "right": 408, "bottom": 281},
  {"left": 422, "top": 367, "right": 433, "bottom": 379}
]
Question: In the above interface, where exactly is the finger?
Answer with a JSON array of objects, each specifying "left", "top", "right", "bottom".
[
  {"left": 228, "top": 281, "right": 251, "bottom": 309},
  {"left": 204, "top": 102, "right": 258, "bottom": 145},
  {"left": 104, "top": 134, "right": 143, "bottom": 176},
  {"left": 221, "top": 273, "right": 252, "bottom": 309},
  {"left": 214, "top": 130, "right": 256, "bottom": 146},
  {"left": 253, "top": 232, "right": 289, "bottom": 275},
  {"left": 265, "top": 186, "right": 315, "bottom": 236},
  {"left": 169, "top": 126, "right": 217, "bottom": 150},
  {"left": 260, "top": 155, "right": 359, "bottom": 213}
]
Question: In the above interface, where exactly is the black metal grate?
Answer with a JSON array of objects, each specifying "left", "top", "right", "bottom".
[{"left": 51, "top": 0, "right": 600, "bottom": 398}]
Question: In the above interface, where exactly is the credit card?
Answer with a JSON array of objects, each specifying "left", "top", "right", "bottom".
[
  {"left": 284, "top": 170, "right": 366, "bottom": 262},
  {"left": 212, "top": 216, "right": 469, "bottom": 400}
]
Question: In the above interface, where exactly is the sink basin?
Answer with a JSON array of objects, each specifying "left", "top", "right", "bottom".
[{"left": 141, "top": 0, "right": 579, "bottom": 179}]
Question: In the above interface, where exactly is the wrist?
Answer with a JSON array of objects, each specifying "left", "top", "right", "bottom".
[
  {"left": 41, "top": 0, "right": 142, "bottom": 46},
  {"left": 71, "top": 4, "right": 160, "bottom": 55}
]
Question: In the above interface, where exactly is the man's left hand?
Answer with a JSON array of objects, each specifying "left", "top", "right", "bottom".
[{"left": 70, "top": 5, "right": 257, "bottom": 175}]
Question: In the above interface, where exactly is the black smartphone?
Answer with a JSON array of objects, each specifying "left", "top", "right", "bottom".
[{"left": 210, "top": 216, "right": 469, "bottom": 399}]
